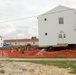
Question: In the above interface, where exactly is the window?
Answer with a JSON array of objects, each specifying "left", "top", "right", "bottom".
[
  {"left": 45, "top": 33, "right": 47, "bottom": 36},
  {"left": 15, "top": 42, "right": 17, "bottom": 44},
  {"left": 64, "top": 34, "right": 66, "bottom": 38},
  {"left": 59, "top": 34, "right": 62, "bottom": 38},
  {"left": 74, "top": 26, "right": 76, "bottom": 31},
  {"left": 59, "top": 17, "right": 64, "bottom": 24},
  {"left": 1, "top": 38, "right": 2, "bottom": 40},
  {"left": 33, "top": 42, "right": 35, "bottom": 44},
  {"left": 44, "top": 18, "right": 47, "bottom": 21},
  {"left": 1, "top": 43, "right": 2, "bottom": 45}
]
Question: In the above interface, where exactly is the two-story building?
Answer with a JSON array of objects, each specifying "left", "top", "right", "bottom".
[{"left": 38, "top": 5, "right": 76, "bottom": 47}]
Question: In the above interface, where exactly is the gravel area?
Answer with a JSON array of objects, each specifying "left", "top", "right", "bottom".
[{"left": 0, "top": 61, "right": 75, "bottom": 75}]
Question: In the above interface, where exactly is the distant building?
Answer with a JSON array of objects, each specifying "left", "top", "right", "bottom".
[
  {"left": 38, "top": 5, "right": 76, "bottom": 47},
  {"left": 4, "top": 38, "right": 39, "bottom": 46},
  {"left": 0, "top": 36, "right": 3, "bottom": 47}
]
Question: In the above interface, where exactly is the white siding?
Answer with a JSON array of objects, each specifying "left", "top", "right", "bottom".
[
  {"left": 38, "top": 6, "right": 76, "bottom": 47},
  {"left": 0, "top": 37, "right": 3, "bottom": 47},
  {"left": 4, "top": 41, "right": 38, "bottom": 46}
]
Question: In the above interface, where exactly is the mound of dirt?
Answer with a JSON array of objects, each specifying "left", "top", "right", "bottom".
[{"left": 0, "top": 61, "right": 75, "bottom": 75}]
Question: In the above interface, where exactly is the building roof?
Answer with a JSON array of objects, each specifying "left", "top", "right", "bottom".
[
  {"left": 4, "top": 38, "right": 39, "bottom": 42},
  {"left": 38, "top": 5, "right": 75, "bottom": 17}
]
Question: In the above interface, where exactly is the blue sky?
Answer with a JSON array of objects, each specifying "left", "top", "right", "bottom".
[{"left": 0, "top": 0, "right": 76, "bottom": 39}]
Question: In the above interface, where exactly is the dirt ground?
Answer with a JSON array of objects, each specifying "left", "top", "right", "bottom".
[{"left": 0, "top": 61, "right": 75, "bottom": 75}]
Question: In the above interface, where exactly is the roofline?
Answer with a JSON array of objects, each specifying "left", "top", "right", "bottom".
[
  {"left": 37, "top": 5, "right": 75, "bottom": 18},
  {"left": 4, "top": 38, "right": 39, "bottom": 42}
]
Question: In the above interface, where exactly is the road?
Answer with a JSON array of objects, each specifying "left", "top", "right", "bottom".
[{"left": 0, "top": 58, "right": 76, "bottom": 61}]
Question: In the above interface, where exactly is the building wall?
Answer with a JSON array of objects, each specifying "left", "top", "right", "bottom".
[
  {"left": 4, "top": 41, "right": 38, "bottom": 46},
  {"left": 0, "top": 37, "right": 3, "bottom": 47},
  {"left": 38, "top": 9, "right": 76, "bottom": 46}
]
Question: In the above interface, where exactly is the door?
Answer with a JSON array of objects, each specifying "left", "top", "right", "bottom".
[{"left": 58, "top": 31, "right": 67, "bottom": 44}]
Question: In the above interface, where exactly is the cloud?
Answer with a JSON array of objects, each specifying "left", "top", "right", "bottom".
[
  {"left": 16, "top": 33, "right": 25, "bottom": 39},
  {"left": 0, "top": 0, "right": 76, "bottom": 39},
  {"left": 0, "top": 23, "right": 16, "bottom": 36}
]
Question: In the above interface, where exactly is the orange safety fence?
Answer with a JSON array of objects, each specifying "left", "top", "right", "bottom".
[{"left": 0, "top": 49, "right": 76, "bottom": 58}]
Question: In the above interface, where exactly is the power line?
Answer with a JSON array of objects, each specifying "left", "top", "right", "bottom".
[
  {"left": 0, "top": 8, "right": 75, "bottom": 23},
  {"left": 0, "top": 15, "right": 38, "bottom": 23}
]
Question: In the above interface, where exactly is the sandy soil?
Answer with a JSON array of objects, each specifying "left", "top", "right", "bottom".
[{"left": 0, "top": 61, "right": 75, "bottom": 75}]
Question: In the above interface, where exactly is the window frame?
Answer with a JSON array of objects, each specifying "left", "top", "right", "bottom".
[
  {"left": 33, "top": 42, "right": 35, "bottom": 44},
  {"left": 45, "top": 33, "right": 47, "bottom": 36},
  {"left": 44, "top": 18, "right": 47, "bottom": 21},
  {"left": 59, "top": 34, "right": 62, "bottom": 38},
  {"left": 59, "top": 17, "right": 64, "bottom": 24}
]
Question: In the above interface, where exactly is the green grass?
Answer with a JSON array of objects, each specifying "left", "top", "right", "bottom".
[{"left": 13, "top": 60, "right": 76, "bottom": 74}]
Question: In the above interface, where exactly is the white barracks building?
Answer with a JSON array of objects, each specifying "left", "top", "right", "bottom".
[
  {"left": 38, "top": 5, "right": 76, "bottom": 47},
  {"left": 4, "top": 38, "right": 39, "bottom": 46}
]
